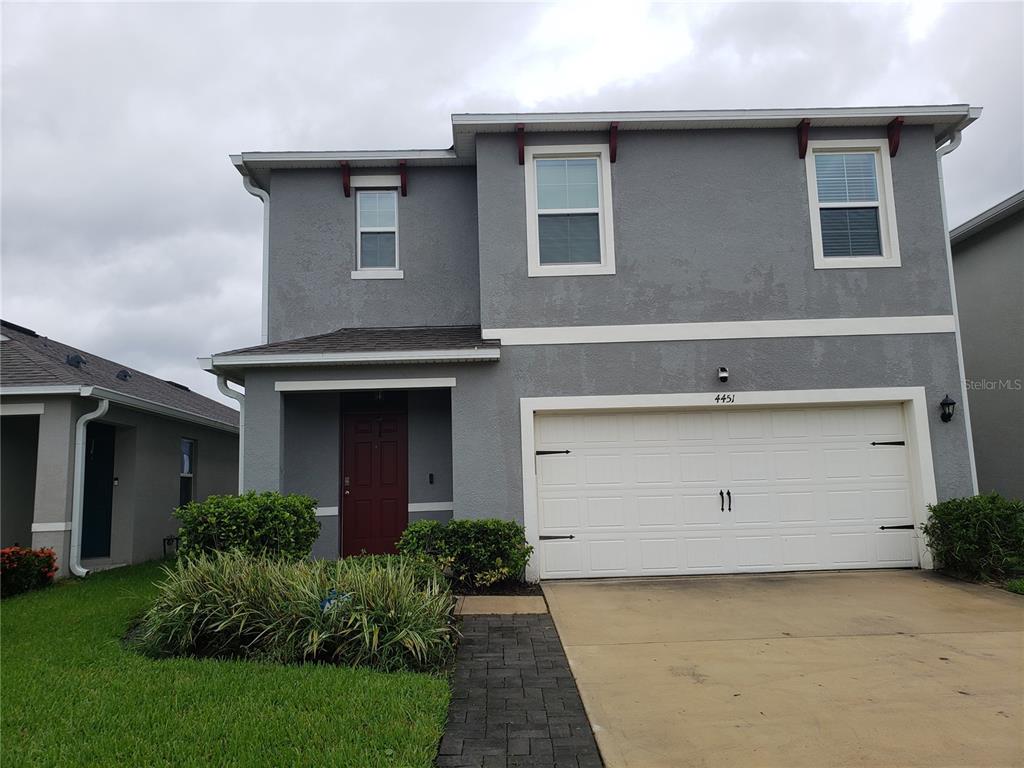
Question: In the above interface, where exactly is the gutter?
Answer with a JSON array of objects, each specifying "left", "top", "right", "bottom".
[
  {"left": 216, "top": 375, "right": 245, "bottom": 492},
  {"left": 238, "top": 171, "right": 271, "bottom": 345},
  {"left": 935, "top": 116, "right": 980, "bottom": 494},
  {"left": 69, "top": 397, "right": 109, "bottom": 577}
]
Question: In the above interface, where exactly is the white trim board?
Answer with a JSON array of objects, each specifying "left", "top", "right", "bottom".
[
  {"left": 276, "top": 378, "right": 456, "bottom": 392},
  {"left": 32, "top": 522, "right": 71, "bottom": 533},
  {"left": 408, "top": 501, "right": 454, "bottom": 513},
  {"left": 1, "top": 402, "right": 45, "bottom": 416},
  {"left": 484, "top": 315, "right": 955, "bottom": 346},
  {"left": 518, "top": 387, "right": 939, "bottom": 582},
  {"left": 317, "top": 502, "right": 454, "bottom": 516}
]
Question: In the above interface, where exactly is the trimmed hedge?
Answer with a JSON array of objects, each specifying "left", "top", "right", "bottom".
[
  {"left": 921, "top": 493, "right": 1024, "bottom": 580},
  {"left": 397, "top": 519, "right": 533, "bottom": 588},
  {"left": 130, "top": 552, "right": 457, "bottom": 672},
  {"left": 1, "top": 546, "right": 58, "bottom": 598},
  {"left": 175, "top": 492, "right": 319, "bottom": 560}
]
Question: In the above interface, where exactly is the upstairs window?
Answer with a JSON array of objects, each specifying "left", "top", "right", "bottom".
[
  {"left": 525, "top": 145, "right": 616, "bottom": 277},
  {"left": 179, "top": 438, "right": 196, "bottom": 507},
  {"left": 354, "top": 184, "right": 402, "bottom": 279},
  {"left": 806, "top": 139, "right": 900, "bottom": 269}
]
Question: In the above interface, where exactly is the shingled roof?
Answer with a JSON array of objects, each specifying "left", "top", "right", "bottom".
[
  {"left": 215, "top": 325, "right": 499, "bottom": 357},
  {"left": 1, "top": 320, "right": 238, "bottom": 429}
]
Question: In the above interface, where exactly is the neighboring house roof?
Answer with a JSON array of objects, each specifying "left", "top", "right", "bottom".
[
  {"left": 1, "top": 319, "right": 239, "bottom": 430},
  {"left": 231, "top": 104, "right": 981, "bottom": 182},
  {"left": 203, "top": 325, "right": 500, "bottom": 376},
  {"left": 950, "top": 190, "right": 1024, "bottom": 247}
]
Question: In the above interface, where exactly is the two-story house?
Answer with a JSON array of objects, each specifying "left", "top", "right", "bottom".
[{"left": 203, "top": 105, "right": 981, "bottom": 580}]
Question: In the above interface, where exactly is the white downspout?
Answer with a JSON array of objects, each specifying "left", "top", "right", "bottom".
[
  {"left": 936, "top": 126, "right": 980, "bottom": 494},
  {"left": 216, "top": 375, "right": 245, "bottom": 492},
  {"left": 70, "top": 392, "right": 110, "bottom": 577},
  {"left": 241, "top": 175, "right": 271, "bottom": 344}
]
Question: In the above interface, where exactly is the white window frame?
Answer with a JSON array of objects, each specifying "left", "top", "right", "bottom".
[
  {"left": 805, "top": 139, "right": 901, "bottom": 269},
  {"left": 524, "top": 144, "right": 616, "bottom": 277},
  {"left": 353, "top": 178, "right": 403, "bottom": 279}
]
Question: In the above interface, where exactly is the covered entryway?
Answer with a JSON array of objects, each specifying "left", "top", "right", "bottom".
[
  {"left": 524, "top": 390, "right": 936, "bottom": 580},
  {"left": 543, "top": 573, "right": 1024, "bottom": 768}
]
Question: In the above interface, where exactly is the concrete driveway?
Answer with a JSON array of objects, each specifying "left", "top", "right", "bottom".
[{"left": 543, "top": 571, "right": 1023, "bottom": 768}]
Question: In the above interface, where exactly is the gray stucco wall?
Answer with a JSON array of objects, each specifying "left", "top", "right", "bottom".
[
  {"left": 0, "top": 395, "right": 238, "bottom": 573},
  {"left": 267, "top": 166, "right": 480, "bottom": 341},
  {"left": 475, "top": 126, "right": 954, "bottom": 329},
  {"left": 240, "top": 331, "right": 973, "bottom": 539},
  {"left": 1, "top": 415, "right": 39, "bottom": 547},
  {"left": 275, "top": 388, "right": 454, "bottom": 558},
  {"left": 953, "top": 209, "right": 1024, "bottom": 499}
]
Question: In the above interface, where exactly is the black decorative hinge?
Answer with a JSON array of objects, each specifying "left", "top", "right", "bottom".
[
  {"left": 536, "top": 449, "right": 571, "bottom": 456},
  {"left": 879, "top": 524, "right": 915, "bottom": 530},
  {"left": 539, "top": 534, "right": 575, "bottom": 541},
  {"left": 871, "top": 441, "right": 906, "bottom": 446}
]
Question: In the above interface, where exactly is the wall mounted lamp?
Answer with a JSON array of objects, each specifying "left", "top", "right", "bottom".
[{"left": 939, "top": 394, "right": 957, "bottom": 423}]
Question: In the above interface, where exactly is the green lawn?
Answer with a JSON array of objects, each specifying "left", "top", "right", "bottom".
[{"left": 1, "top": 562, "right": 449, "bottom": 767}]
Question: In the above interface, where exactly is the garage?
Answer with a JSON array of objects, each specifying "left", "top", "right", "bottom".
[{"left": 531, "top": 400, "right": 924, "bottom": 579}]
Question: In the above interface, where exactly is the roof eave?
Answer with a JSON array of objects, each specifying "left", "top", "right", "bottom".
[
  {"left": 951, "top": 189, "right": 1024, "bottom": 246},
  {"left": 204, "top": 348, "right": 501, "bottom": 371}
]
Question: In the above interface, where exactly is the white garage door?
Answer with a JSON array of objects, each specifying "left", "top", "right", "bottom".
[{"left": 534, "top": 404, "right": 919, "bottom": 579}]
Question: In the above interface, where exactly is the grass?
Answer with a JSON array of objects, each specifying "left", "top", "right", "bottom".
[
  {"left": 1004, "top": 577, "right": 1024, "bottom": 595},
  {"left": 1, "top": 561, "right": 449, "bottom": 767}
]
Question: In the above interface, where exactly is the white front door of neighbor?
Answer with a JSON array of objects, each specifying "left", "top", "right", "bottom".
[{"left": 534, "top": 403, "right": 919, "bottom": 579}]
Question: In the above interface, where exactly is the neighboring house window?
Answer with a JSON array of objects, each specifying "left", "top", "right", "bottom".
[
  {"left": 179, "top": 438, "right": 196, "bottom": 507},
  {"left": 352, "top": 175, "right": 403, "bottom": 279},
  {"left": 805, "top": 139, "right": 900, "bottom": 269},
  {"left": 524, "top": 144, "right": 616, "bottom": 277}
]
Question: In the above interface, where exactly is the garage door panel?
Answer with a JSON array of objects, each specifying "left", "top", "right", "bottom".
[
  {"left": 637, "top": 495, "right": 675, "bottom": 526},
  {"left": 535, "top": 403, "right": 918, "bottom": 578}
]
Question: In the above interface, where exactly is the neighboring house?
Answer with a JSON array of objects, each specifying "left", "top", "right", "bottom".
[
  {"left": 1, "top": 320, "right": 239, "bottom": 576},
  {"left": 950, "top": 190, "right": 1024, "bottom": 500},
  {"left": 203, "top": 104, "right": 981, "bottom": 580}
]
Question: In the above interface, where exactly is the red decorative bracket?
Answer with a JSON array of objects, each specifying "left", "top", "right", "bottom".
[
  {"left": 797, "top": 119, "right": 810, "bottom": 159},
  {"left": 516, "top": 123, "right": 525, "bottom": 165},
  {"left": 609, "top": 121, "right": 619, "bottom": 163},
  {"left": 399, "top": 160, "right": 408, "bottom": 197},
  {"left": 887, "top": 117, "right": 904, "bottom": 157},
  {"left": 341, "top": 162, "right": 351, "bottom": 197}
]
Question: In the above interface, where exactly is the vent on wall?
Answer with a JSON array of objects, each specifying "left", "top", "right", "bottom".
[{"left": 66, "top": 353, "right": 87, "bottom": 369}]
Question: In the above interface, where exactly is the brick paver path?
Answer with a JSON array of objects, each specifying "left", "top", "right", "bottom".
[{"left": 437, "top": 614, "right": 603, "bottom": 768}]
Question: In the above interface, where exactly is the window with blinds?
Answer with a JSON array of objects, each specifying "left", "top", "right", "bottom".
[
  {"left": 524, "top": 145, "right": 616, "bottom": 277},
  {"left": 805, "top": 140, "right": 900, "bottom": 269}
]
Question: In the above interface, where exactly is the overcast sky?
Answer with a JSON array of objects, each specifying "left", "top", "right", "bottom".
[{"left": 2, "top": 1, "right": 1021, "bottom": 406}]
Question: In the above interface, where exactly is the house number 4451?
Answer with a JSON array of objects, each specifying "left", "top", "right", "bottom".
[{"left": 714, "top": 394, "right": 736, "bottom": 404}]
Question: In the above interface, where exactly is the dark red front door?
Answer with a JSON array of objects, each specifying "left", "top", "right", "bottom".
[{"left": 341, "top": 399, "right": 408, "bottom": 556}]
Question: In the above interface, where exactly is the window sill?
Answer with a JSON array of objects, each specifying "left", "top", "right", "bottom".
[
  {"left": 527, "top": 263, "right": 616, "bottom": 278},
  {"left": 812, "top": 257, "right": 901, "bottom": 270},
  {"left": 351, "top": 269, "right": 404, "bottom": 280}
]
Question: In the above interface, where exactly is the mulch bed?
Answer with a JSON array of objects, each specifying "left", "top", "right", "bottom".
[{"left": 455, "top": 581, "right": 544, "bottom": 597}]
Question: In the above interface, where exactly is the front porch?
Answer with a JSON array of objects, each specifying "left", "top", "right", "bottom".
[{"left": 279, "top": 385, "right": 455, "bottom": 559}]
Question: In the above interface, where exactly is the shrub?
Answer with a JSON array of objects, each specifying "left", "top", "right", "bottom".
[
  {"left": 1, "top": 546, "right": 58, "bottom": 598},
  {"left": 130, "top": 552, "right": 457, "bottom": 672},
  {"left": 921, "top": 493, "right": 1024, "bottom": 581},
  {"left": 397, "top": 519, "right": 533, "bottom": 588},
  {"left": 1006, "top": 578, "right": 1024, "bottom": 596},
  {"left": 175, "top": 492, "right": 319, "bottom": 560}
]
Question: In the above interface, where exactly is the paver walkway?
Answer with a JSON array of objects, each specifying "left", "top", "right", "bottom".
[{"left": 437, "top": 614, "right": 603, "bottom": 768}]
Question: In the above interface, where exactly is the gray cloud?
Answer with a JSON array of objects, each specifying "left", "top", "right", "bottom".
[{"left": 3, "top": 1, "right": 1021, "bottom": 405}]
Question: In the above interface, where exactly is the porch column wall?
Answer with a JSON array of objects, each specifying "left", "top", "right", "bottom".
[
  {"left": 242, "top": 372, "right": 282, "bottom": 492},
  {"left": 30, "top": 398, "right": 78, "bottom": 575}
]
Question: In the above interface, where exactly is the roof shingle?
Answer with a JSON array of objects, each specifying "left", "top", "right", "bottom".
[
  {"left": 1, "top": 320, "right": 238, "bottom": 428},
  {"left": 215, "top": 325, "right": 499, "bottom": 356}
]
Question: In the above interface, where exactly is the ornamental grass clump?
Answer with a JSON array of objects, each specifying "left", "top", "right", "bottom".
[{"left": 130, "top": 552, "right": 457, "bottom": 672}]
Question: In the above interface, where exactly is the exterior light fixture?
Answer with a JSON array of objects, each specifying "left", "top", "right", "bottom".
[{"left": 939, "top": 394, "right": 956, "bottom": 423}]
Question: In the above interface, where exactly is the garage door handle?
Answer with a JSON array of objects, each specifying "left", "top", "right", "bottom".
[
  {"left": 879, "top": 524, "right": 914, "bottom": 530},
  {"left": 720, "top": 490, "right": 725, "bottom": 511},
  {"left": 539, "top": 534, "right": 575, "bottom": 540},
  {"left": 726, "top": 490, "right": 732, "bottom": 511},
  {"left": 871, "top": 441, "right": 905, "bottom": 446},
  {"left": 536, "top": 449, "right": 571, "bottom": 456}
]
